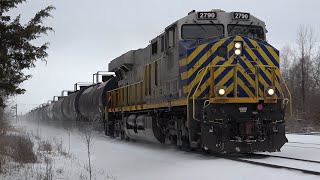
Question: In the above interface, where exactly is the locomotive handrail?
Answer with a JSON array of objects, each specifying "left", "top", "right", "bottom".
[
  {"left": 186, "top": 67, "right": 206, "bottom": 125},
  {"left": 107, "top": 81, "right": 144, "bottom": 111},
  {"left": 272, "top": 68, "right": 293, "bottom": 117},
  {"left": 192, "top": 66, "right": 210, "bottom": 122},
  {"left": 277, "top": 74, "right": 292, "bottom": 116},
  {"left": 254, "top": 65, "right": 292, "bottom": 116}
]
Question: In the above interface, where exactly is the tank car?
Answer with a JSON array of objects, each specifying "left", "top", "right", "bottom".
[
  {"left": 105, "top": 9, "right": 292, "bottom": 153},
  {"left": 77, "top": 77, "right": 117, "bottom": 122},
  {"left": 60, "top": 88, "right": 87, "bottom": 121},
  {"left": 52, "top": 96, "right": 67, "bottom": 121}
]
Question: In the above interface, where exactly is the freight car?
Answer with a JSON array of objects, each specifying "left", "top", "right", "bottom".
[{"left": 27, "top": 9, "right": 292, "bottom": 153}]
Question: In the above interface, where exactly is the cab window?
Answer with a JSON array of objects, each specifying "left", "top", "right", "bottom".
[
  {"left": 160, "top": 35, "right": 165, "bottom": 52},
  {"left": 167, "top": 28, "right": 175, "bottom": 48},
  {"left": 152, "top": 41, "right": 158, "bottom": 55},
  {"left": 181, "top": 24, "right": 224, "bottom": 40},
  {"left": 228, "top": 25, "right": 265, "bottom": 40}
]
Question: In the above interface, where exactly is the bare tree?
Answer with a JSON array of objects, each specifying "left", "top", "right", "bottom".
[
  {"left": 78, "top": 125, "right": 95, "bottom": 180},
  {"left": 311, "top": 51, "right": 320, "bottom": 91},
  {"left": 280, "top": 45, "right": 294, "bottom": 81},
  {"left": 296, "top": 25, "right": 317, "bottom": 112}
]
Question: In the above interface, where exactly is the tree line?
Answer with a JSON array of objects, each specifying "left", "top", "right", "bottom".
[{"left": 281, "top": 25, "right": 320, "bottom": 132}]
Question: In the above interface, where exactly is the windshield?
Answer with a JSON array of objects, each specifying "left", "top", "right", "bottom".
[
  {"left": 228, "top": 25, "right": 265, "bottom": 40},
  {"left": 181, "top": 24, "right": 224, "bottom": 40}
]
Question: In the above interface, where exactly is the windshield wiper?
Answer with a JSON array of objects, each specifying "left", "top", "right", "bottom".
[
  {"left": 228, "top": 21, "right": 239, "bottom": 35},
  {"left": 193, "top": 20, "right": 207, "bottom": 33},
  {"left": 189, "top": 34, "right": 224, "bottom": 47},
  {"left": 242, "top": 22, "right": 254, "bottom": 35}
]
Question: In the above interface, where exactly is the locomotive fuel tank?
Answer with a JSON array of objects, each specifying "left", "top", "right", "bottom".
[
  {"left": 78, "top": 77, "right": 117, "bottom": 122},
  {"left": 136, "top": 115, "right": 145, "bottom": 128},
  {"left": 124, "top": 115, "right": 165, "bottom": 143},
  {"left": 127, "top": 114, "right": 136, "bottom": 126}
]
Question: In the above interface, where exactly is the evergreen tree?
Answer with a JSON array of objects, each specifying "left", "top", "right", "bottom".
[{"left": 0, "top": 0, "right": 55, "bottom": 106}]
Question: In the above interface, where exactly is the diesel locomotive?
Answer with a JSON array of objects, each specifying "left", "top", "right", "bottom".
[{"left": 27, "top": 9, "right": 292, "bottom": 153}]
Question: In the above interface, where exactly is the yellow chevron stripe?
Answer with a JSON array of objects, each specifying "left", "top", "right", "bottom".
[
  {"left": 181, "top": 40, "right": 228, "bottom": 80},
  {"left": 183, "top": 57, "right": 234, "bottom": 94},
  {"left": 238, "top": 59, "right": 264, "bottom": 96},
  {"left": 179, "top": 58, "right": 187, "bottom": 67},
  {"left": 182, "top": 44, "right": 236, "bottom": 93},
  {"left": 183, "top": 43, "right": 238, "bottom": 93},
  {"left": 226, "top": 83, "right": 234, "bottom": 94},
  {"left": 249, "top": 39, "right": 280, "bottom": 72},
  {"left": 245, "top": 42, "right": 281, "bottom": 81},
  {"left": 193, "top": 69, "right": 234, "bottom": 98},
  {"left": 182, "top": 36, "right": 282, "bottom": 99},
  {"left": 183, "top": 69, "right": 206, "bottom": 93},
  {"left": 215, "top": 69, "right": 234, "bottom": 86},
  {"left": 193, "top": 79, "right": 210, "bottom": 98},
  {"left": 237, "top": 67, "right": 255, "bottom": 86},
  {"left": 238, "top": 78, "right": 255, "bottom": 97},
  {"left": 265, "top": 45, "right": 279, "bottom": 62},
  {"left": 184, "top": 44, "right": 207, "bottom": 65},
  {"left": 243, "top": 39, "right": 281, "bottom": 97}
]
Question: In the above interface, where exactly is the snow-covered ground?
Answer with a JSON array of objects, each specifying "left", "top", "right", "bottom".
[{"left": 11, "top": 119, "right": 320, "bottom": 180}]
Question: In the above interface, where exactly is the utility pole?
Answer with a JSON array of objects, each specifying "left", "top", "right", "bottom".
[
  {"left": 11, "top": 104, "right": 18, "bottom": 123},
  {"left": 15, "top": 104, "right": 18, "bottom": 123}
]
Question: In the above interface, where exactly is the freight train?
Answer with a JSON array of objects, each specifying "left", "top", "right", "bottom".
[{"left": 26, "top": 9, "right": 292, "bottom": 153}]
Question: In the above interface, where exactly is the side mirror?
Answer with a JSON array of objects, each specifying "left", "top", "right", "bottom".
[{"left": 217, "top": 46, "right": 228, "bottom": 58}]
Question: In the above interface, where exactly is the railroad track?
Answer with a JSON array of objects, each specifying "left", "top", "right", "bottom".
[
  {"left": 285, "top": 144, "right": 320, "bottom": 150},
  {"left": 255, "top": 154, "right": 320, "bottom": 164},
  {"left": 285, "top": 141, "right": 320, "bottom": 150},
  {"left": 287, "top": 132, "right": 320, "bottom": 136},
  {"left": 213, "top": 153, "right": 320, "bottom": 176},
  {"left": 288, "top": 141, "right": 320, "bottom": 146}
]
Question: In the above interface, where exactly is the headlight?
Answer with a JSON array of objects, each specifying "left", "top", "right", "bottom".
[
  {"left": 235, "top": 42, "right": 242, "bottom": 49},
  {"left": 215, "top": 86, "right": 227, "bottom": 97},
  {"left": 267, "top": 88, "right": 275, "bottom": 96},
  {"left": 265, "top": 86, "right": 275, "bottom": 96},
  {"left": 234, "top": 41, "right": 243, "bottom": 56},
  {"left": 218, "top": 88, "right": 226, "bottom": 96},
  {"left": 235, "top": 49, "right": 242, "bottom": 55}
]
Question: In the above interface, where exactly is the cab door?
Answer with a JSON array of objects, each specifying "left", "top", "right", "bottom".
[{"left": 160, "top": 24, "right": 179, "bottom": 99}]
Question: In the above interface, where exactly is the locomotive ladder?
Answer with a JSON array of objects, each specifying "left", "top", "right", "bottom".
[{"left": 186, "top": 64, "right": 292, "bottom": 127}]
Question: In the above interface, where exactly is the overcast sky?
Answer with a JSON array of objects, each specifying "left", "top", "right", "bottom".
[{"left": 12, "top": 0, "right": 320, "bottom": 113}]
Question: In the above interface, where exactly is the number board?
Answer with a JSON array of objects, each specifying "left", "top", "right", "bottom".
[
  {"left": 233, "top": 12, "right": 250, "bottom": 20},
  {"left": 197, "top": 12, "right": 217, "bottom": 20}
]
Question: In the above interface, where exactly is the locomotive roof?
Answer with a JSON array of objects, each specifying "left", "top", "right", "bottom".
[{"left": 108, "top": 9, "right": 266, "bottom": 72}]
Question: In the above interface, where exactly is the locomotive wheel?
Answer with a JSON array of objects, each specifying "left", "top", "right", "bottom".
[
  {"left": 120, "top": 131, "right": 126, "bottom": 140},
  {"left": 201, "top": 147, "right": 212, "bottom": 154}
]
